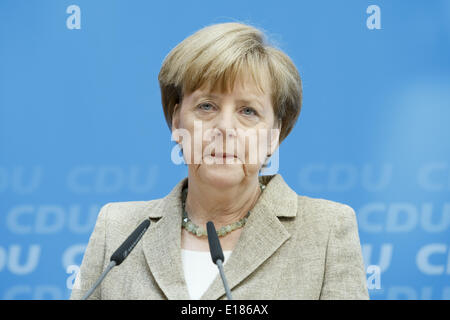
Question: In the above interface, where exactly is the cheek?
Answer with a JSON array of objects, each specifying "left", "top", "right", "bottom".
[
  {"left": 237, "top": 129, "right": 271, "bottom": 165},
  {"left": 175, "top": 113, "right": 201, "bottom": 163},
  {"left": 178, "top": 110, "right": 194, "bottom": 129}
]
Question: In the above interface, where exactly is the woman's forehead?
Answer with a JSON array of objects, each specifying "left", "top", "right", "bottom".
[{"left": 190, "top": 74, "right": 271, "bottom": 100}]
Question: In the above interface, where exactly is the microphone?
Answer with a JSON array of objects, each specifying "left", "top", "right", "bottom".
[
  {"left": 81, "top": 218, "right": 151, "bottom": 300},
  {"left": 206, "top": 221, "right": 233, "bottom": 300}
]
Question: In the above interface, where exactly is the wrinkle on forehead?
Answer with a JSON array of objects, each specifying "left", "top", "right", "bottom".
[{"left": 183, "top": 60, "right": 273, "bottom": 99}]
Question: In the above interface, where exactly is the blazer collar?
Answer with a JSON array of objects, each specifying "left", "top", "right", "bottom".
[{"left": 142, "top": 173, "right": 298, "bottom": 300}]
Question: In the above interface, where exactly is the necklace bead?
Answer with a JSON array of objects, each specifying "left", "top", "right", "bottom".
[{"left": 181, "top": 182, "right": 265, "bottom": 238}]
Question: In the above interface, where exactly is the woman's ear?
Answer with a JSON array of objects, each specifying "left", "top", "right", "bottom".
[
  {"left": 274, "top": 117, "right": 282, "bottom": 131},
  {"left": 172, "top": 103, "right": 180, "bottom": 129},
  {"left": 171, "top": 103, "right": 181, "bottom": 143},
  {"left": 268, "top": 132, "right": 279, "bottom": 157},
  {"left": 268, "top": 118, "right": 281, "bottom": 156}
]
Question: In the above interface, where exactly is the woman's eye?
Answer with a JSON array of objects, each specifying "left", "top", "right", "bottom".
[
  {"left": 198, "top": 103, "right": 214, "bottom": 111},
  {"left": 242, "top": 107, "right": 257, "bottom": 116}
]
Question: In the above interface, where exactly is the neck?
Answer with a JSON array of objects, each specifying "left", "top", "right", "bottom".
[{"left": 184, "top": 174, "right": 262, "bottom": 229}]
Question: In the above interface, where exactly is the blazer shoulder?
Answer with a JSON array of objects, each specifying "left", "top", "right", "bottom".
[
  {"left": 100, "top": 198, "right": 163, "bottom": 232},
  {"left": 294, "top": 194, "right": 357, "bottom": 235},
  {"left": 297, "top": 194, "right": 355, "bottom": 220}
]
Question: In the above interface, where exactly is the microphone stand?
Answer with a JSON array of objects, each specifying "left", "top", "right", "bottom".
[
  {"left": 206, "top": 221, "right": 233, "bottom": 300},
  {"left": 82, "top": 261, "right": 116, "bottom": 300},
  {"left": 80, "top": 219, "right": 150, "bottom": 300},
  {"left": 215, "top": 258, "right": 233, "bottom": 300}
]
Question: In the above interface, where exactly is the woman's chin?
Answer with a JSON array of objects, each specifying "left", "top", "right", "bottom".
[{"left": 197, "top": 162, "right": 244, "bottom": 188}]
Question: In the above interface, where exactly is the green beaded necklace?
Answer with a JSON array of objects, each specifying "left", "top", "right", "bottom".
[{"left": 181, "top": 182, "right": 266, "bottom": 237}]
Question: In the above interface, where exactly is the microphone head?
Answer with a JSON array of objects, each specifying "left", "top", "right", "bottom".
[
  {"left": 206, "top": 221, "right": 225, "bottom": 264},
  {"left": 110, "top": 219, "right": 150, "bottom": 266}
]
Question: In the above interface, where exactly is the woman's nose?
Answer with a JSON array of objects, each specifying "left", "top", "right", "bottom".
[{"left": 214, "top": 108, "right": 237, "bottom": 139}]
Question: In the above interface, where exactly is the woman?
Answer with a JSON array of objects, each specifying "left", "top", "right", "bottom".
[{"left": 70, "top": 22, "right": 369, "bottom": 300}]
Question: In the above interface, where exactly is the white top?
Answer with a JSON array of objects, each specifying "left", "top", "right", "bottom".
[{"left": 181, "top": 249, "right": 232, "bottom": 300}]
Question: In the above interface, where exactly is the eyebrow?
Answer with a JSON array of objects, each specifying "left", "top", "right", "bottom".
[
  {"left": 237, "top": 98, "right": 263, "bottom": 107},
  {"left": 195, "top": 93, "right": 221, "bottom": 100}
]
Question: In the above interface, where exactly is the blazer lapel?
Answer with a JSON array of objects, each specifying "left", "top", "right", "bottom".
[
  {"left": 201, "top": 174, "right": 298, "bottom": 300},
  {"left": 141, "top": 178, "right": 191, "bottom": 300},
  {"left": 141, "top": 174, "right": 297, "bottom": 300}
]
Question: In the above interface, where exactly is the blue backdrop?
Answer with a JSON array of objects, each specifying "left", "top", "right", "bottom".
[{"left": 1, "top": 0, "right": 449, "bottom": 300}]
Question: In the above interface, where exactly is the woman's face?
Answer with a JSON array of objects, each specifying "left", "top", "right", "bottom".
[{"left": 172, "top": 77, "right": 280, "bottom": 188}]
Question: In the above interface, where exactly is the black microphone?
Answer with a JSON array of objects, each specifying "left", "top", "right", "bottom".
[
  {"left": 206, "top": 221, "right": 233, "bottom": 300},
  {"left": 81, "top": 218, "right": 151, "bottom": 300}
]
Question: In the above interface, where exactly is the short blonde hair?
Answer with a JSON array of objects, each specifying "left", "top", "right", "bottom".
[{"left": 158, "top": 22, "right": 302, "bottom": 144}]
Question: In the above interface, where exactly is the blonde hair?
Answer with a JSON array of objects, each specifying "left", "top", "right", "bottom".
[{"left": 158, "top": 22, "right": 302, "bottom": 144}]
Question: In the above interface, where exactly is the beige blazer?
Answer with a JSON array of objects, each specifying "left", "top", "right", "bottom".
[{"left": 70, "top": 174, "right": 369, "bottom": 300}]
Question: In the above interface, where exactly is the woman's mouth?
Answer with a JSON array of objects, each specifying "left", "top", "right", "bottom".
[{"left": 212, "top": 152, "right": 237, "bottom": 159}]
